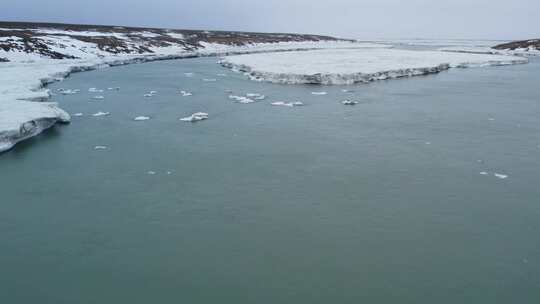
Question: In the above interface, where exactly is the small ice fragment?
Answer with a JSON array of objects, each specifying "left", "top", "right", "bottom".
[
  {"left": 494, "top": 173, "right": 508, "bottom": 179},
  {"left": 92, "top": 95, "right": 105, "bottom": 100},
  {"left": 202, "top": 78, "right": 217, "bottom": 82},
  {"left": 180, "top": 112, "right": 209, "bottom": 122},
  {"left": 58, "top": 89, "right": 80, "bottom": 95},
  {"left": 271, "top": 101, "right": 304, "bottom": 107},
  {"left": 134, "top": 116, "right": 150, "bottom": 121},
  {"left": 94, "top": 146, "right": 108, "bottom": 150},
  {"left": 166, "top": 171, "right": 172, "bottom": 175},
  {"left": 311, "top": 91, "right": 327, "bottom": 95},
  {"left": 73, "top": 113, "right": 84, "bottom": 117},
  {"left": 341, "top": 100, "right": 358, "bottom": 105},
  {"left": 342, "top": 89, "right": 354, "bottom": 93},
  {"left": 92, "top": 111, "right": 110, "bottom": 117},
  {"left": 184, "top": 73, "right": 194, "bottom": 77},
  {"left": 479, "top": 171, "right": 488, "bottom": 175},
  {"left": 180, "top": 90, "right": 193, "bottom": 97},
  {"left": 246, "top": 93, "right": 266, "bottom": 100},
  {"left": 147, "top": 171, "right": 156, "bottom": 175},
  {"left": 488, "top": 118, "right": 495, "bottom": 121},
  {"left": 88, "top": 88, "right": 104, "bottom": 93},
  {"left": 229, "top": 95, "right": 255, "bottom": 104},
  {"left": 107, "top": 87, "right": 120, "bottom": 91},
  {"left": 425, "top": 142, "right": 431, "bottom": 145},
  {"left": 144, "top": 93, "right": 154, "bottom": 97}
]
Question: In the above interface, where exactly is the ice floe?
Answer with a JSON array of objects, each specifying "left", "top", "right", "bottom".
[
  {"left": 92, "top": 95, "right": 105, "bottom": 100},
  {"left": 229, "top": 95, "right": 255, "bottom": 104},
  {"left": 57, "top": 88, "right": 80, "bottom": 95},
  {"left": 73, "top": 113, "right": 84, "bottom": 117},
  {"left": 92, "top": 111, "right": 110, "bottom": 117},
  {"left": 88, "top": 88, "right": 104, "bottom": 93},
  {"left": 221, "top": 48, "right": 528, "bottom": 85},
  {"left": 180, "top": 112, "right": 209, "bottom": 122},
  {"left": 311, "top": 91, "right": 328, "bottom": 95},
  {"left": 180, "top": 90, "right": 193, "bottom": 97},
  {"left": 494, "top": 173, "right": 509, "bottom": 179},
  {"left": 94, "top": 145, "right": 108, "bottom": 150},
  {"left": 271, "top": 101, "right": 304, "bottom": 107},
  {"left": 144, "top": 91, "right": 157, "bottom": 97},
  {"left": 202, "top": 78, "right": 217, "bottom": 82},
  {"left": 134, "top": 116, "right": 150, "bottom": 121},
  {"left": 107, "top": 87, "right": 120, "bottom": 91},
  {"left": 246, "top": 93, "right": 266, "bottom": 100},
  {"left": 341, "top": 100, "right": 359, "bottom": 105}
]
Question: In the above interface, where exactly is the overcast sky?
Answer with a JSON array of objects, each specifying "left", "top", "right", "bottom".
[{"left": 2, "top": 0, "right": 539, "bottom": 40}]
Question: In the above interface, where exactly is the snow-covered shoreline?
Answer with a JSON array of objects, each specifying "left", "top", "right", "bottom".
[
  {"left": 0, "top": 39, "right": 374, "bottom": 153},
  {"left": 220, "top": 48, "right": 528, "bottom": 85}
]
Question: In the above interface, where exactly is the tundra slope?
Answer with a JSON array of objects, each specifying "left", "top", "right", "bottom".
[{"left": 0, "top": 21, "right": 356, "bottom": 153}]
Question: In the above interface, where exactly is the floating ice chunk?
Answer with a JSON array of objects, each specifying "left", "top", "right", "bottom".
[
  {"left": 147, "top": 171, "right": 156, "bottom": 175},
  {"left": 107, "top": 87, "right": 120, "bottom": 91},
  {"left": 311, "top": 91, "right": 328, "bottom": 95},
  {"left": 341, "top": 100, "right": 359, "bottom": 105},
  {"left": 342, "top": 89, "right": 354, "bottom": 93},
  {"left": 58, "top": 88, "right": 80, "bottom": 95},
  {"left": 202, "top": 78, "right": 217, "bottom": 82},
  {"left": 180, "top": 90, "right": 193, "bottom": 97},
  {"left": 92, "top": 95, "right": 105, "bottom": 100},
  {"left": 94, "top": 145, "right": 108, "bottom": 150},
  {"left": 479, "top": 171, "right": 489, "bottom": 175},
  {"left": 271, "top": 101, "right": 304, "bottom": 107},
  {"left": 150, "top": 91, "right": 157, "bottom": 94},
  {"left": 73, "top": 113, "right": 84, "bottom": 117},
  {"left": 180, "top": 112, "right": 209, "bottom": 122},
  {"left": 92, "top": 111, "right": 110, "bottom": 117},
  {"left": 143, "top": 93, "right": 154, "bottom": 97},
  {"left": 229, "top": 95, "right": 255, "bottom": 104},
  {"left": 246, "top": 93, "right": 266, "bottom": 100},
  {"left": 134, "top": 116, "right": 150, "bottom": 121},
  {"left": 88, "top": 88, "right": 104, "bottom": 93},
  {"left": 494, "top": 173, "right": 509, "bottom": 179}
]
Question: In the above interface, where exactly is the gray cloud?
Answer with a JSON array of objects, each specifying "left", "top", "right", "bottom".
[{"left": 2, "top": 0, "right": 539, "bottom": 40}]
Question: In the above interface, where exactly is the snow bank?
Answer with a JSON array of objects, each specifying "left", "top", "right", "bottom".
[
  {"left": 221, "top": 48, "right": 528, "bottom": 85},
  {"left": 0, "top": 100, "right": 70, "bottom": 152}
]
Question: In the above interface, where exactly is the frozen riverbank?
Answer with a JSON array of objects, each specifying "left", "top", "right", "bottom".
[
  {"left": 221, "top": 48, "right": 528, "bottom": 85},
  {"left": 0, "top": 22, "right": 365, "bottom": 152}
]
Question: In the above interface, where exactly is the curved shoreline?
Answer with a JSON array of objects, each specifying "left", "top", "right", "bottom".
[{"left": 0, "top": 41, "right": 363, "bottom": 153}]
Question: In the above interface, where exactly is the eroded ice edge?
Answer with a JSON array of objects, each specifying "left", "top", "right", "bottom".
[
  {"left": 220, "top": 48, "right": 528, "bottom": 85},
  {"left": 0, "top": 37, "right": 381, "bottom": 152}
]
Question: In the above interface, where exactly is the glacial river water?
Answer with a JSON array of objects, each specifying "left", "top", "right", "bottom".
[{"left": 1, "top": 56, "right": 540, "bottom": 303}]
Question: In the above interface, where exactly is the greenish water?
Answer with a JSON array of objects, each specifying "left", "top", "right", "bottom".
[{"left": 1, "top": 57, "right": 540, "bottom": 303}]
